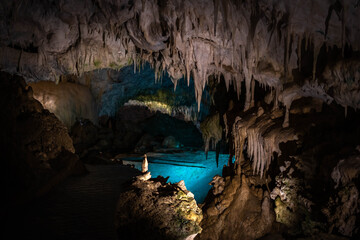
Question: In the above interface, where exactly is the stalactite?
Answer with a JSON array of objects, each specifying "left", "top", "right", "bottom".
[
  {"left": 233, "top": 108, "right": 298, "bottom": 177},
  {"left": 213, "top": 0, "right": 219, "bottom": 36},
  {"left": 186, "top": 40, "right": 193, "bottom": 87},
  {"left": 235, "top": 74, "right": 242, "bottom": 100},
  {"left": 341, "top": 1, "right": 346, "bottom": 57},
  {"left": 305, "top": 32, "right": 309, "bottom": 51},
  {"left": 312, "top": 43, "right": 321, "bottom": 81},
  {"left": 285, "top": 26, "right": 291, "bottom": 80},
  {"left": 298, "top": 34, "right": 302, "bottom": 70},
  {"left": 1, "top": 0, "right": 359, "bottom": 119},
  {"left": 244, "top": 73, "right": 252, "bottom": 111},
  {"left": 200, "top": 113, "right": 222, "bottom": 159},
  {"left": 250, "top": 77, "right": 255, "bottom": 108}
]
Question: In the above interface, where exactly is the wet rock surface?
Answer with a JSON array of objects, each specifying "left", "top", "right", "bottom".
[{"left": 115, "top": 176, "right": 203, "bottom": 240}]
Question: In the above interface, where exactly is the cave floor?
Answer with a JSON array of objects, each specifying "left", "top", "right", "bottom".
[
  {"left": 10, "top": 164, "right": 140, "bottom": 240},
  {"left": 9, "top": 151, "right": 228, "bottom": 240}
]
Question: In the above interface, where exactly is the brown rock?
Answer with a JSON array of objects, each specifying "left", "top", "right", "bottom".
[
  {"left": 115, "top": 177, "right": 203, "bottom": 240},
  {"left": 197, "top": 175, "right": 275, "bottom": 240},
  {"left": 1, "top": 72, "right": 80, "bottom": 207}
]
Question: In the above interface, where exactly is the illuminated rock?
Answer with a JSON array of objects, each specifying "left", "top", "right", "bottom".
[
  {"left": 199, "top": 175, "right": 275, "bottom": 240},
  {"left": 209, "top": 175, "right": 225, "bottom": 196},
  {"left": 29, "top": 81, "right": 98, "bottom": 129},
  {"left": 142, "top": 154, "right": 149, "bottom": 173},
  {"left": 1, "top": 0, "right": 358, "bottom": 114},
  {"left": 115, "top": 176, "right": 202, "bottom": 240}
]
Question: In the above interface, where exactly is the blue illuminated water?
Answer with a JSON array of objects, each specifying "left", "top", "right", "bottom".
[{"left": 122, "top": 151, "right": 231, "bottom": 203}]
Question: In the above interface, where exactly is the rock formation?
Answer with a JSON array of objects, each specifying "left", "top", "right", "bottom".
[
  {"left": 1, "top": 0, "right": 360, "bottom": 239},
  {"left": 29, "top": 81, "right": 98, "bottom": 129},
  {"left": 115, "top": 176, "right": 203, "bottom": 240},
  {"left": 141, "top": 154, "right": 148, "bottom": 173},
  {"left": 1, "top": 0, "right": 359, "bottom": 113},
  {"left": 0, "top": 71, "right": 83, "bottom": 208},
  {"left": 199, "top": 175, "right": 275, "bottom": 240}
]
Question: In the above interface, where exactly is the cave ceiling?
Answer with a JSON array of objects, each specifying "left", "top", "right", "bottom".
[{"left": 0, "top": 0, "right": 359, "bottom": 111}]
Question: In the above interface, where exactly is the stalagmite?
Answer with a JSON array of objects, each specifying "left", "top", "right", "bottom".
[{"left": 142, "top": 154, "right": 148, "bottom": 173}]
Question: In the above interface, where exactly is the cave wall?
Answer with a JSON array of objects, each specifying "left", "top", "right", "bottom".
[
  {"left": 1, "top": 1, "right": 360, "bottom": 239},
  {"left": 29, "top": 81, "right": 97, "bottom": 129},
  {"left": 28, "top": 64, "right": 209, "bottom": 129},
  {"left": 0, "top": 72, "right": 83, "bottom": 208}
]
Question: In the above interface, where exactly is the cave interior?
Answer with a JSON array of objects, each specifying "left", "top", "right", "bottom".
[{"left": 1, "top": 0, "right": 360, "bottom": 240}]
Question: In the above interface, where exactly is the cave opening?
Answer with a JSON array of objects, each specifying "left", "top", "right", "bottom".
[{"left": 27, "top": 63, "right": 234, "bottom": 204}]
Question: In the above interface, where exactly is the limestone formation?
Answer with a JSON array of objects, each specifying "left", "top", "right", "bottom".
[
  {"left": 209, "top": 175, "right": 225, "bottom": 196},
  {"left": 29, "top": 81, "right": 98, "bottom": 129},
  {"left": 233, "top": 109, "right": 298, "bottom": 177},
  {"left": 1, "top": 1, "right": 360, "bottom": 239},
  {"left": 142, "top": 154, "right": 149, "bottom": 173},
  {"left": 1, "top": 0, "right": 359, "bottom": 114},
  {"left": 198, "top": 175, "right": 275, "bottom": 240},
  {"left": 115, "top": 176, "right": 202, "bottom": 240},
  {"left": 0, "top": 71, "right": 82, "bottom": 206},
  {"left": 200, "top": 113, "right": 223, "bottom": 156}
]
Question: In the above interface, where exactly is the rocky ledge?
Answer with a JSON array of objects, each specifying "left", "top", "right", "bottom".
[{"left": 115, "top": 174, "right": 203, "bottom": 240}]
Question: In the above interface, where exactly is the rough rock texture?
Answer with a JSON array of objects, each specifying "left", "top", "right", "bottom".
[
  {"left": 162, "top": 136, "right": 181, "bottom": 149},
  {"left": 115, "top": 176, "right": 203, "bottom": 240},
  {"left": 1, "top": 1, "right": 360, "bottom": 239},
  {"left": 323, "top": 152, "right": 360, "bottom": 237},
  {"left": 200, "top": 112, "right": 223, "bottom": 155},
  {"left": 134, "top": 133, "right": 161, "bottom": 153},
  {"left": 113, "top": 105, "right": 202, "bottom": 152},
  {"left": 198, "top": 174, "right": 275, "bottom": 240},
  {"left": 1, "top": 0, "right": 359, "bottom": 112},
  {"left": 70, "top": 118, "right": 99, "bottom": 154},
  {"left": 60, "top": 65, "right": 209, "bottom": 123},
  {"left": 331, "top": 154, "right": 360, "bottom": 188},
  {"left": 275, "top": 80, "right": 333, "bottom": 127},
  {"left": 324, "top": 183, "right": 360, "bottom": 237},
  {"left": 233, "top": 108, "right": 298, "bottom": 177},
  {"left": 209, "top": 175, "right": 225, "bottom": 196},
  {"left": 229, "top": 102, "right": 360, "bottom": 238},
  {"left": 29, "top": 81, "right": 98, "bottom": 129},
  {"left": 198, "top": 95, "right": 360, "bottom": 239},
  {"left": 0, "top": 71, "right": 82, "bottom": 207}
]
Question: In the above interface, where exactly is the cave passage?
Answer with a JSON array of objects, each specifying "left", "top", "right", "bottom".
[
  {"left": 3, "top": 0, "right": 360, "bottom": 239},
  {"left": 120, "top": 151, "right": 231, "bottom": 203}
]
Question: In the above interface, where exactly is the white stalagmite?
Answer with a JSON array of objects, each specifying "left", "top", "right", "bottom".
[{"left": 142, "top": 154, "right": 148, "bottom": 173}]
